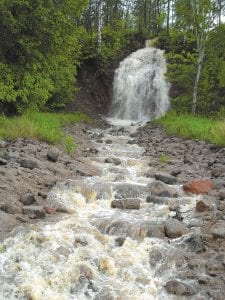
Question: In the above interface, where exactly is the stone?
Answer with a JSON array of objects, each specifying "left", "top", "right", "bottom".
[
  {"left": 210, "top": 223, "right": 225, "bottom": 238},
  {"left": 171, "top": 169, "right": 182, "bottom": 177},
  {"left": 111, "top": 199, "right": 141, "bottom": 209},
  {"left": 19, "top": 157, "right": 40, "bottom": 170},
  {"left": 0, "top": 158, "right": 7, "bottom": 165},
  {"left": 0, "top": 202, "right": 22, "bottom": 214},
  {"left": 213, "top": 179, "right": 225, "bottom": 189},
  {"left": 219, "top": 189, "right": 225, "bottom": 200},
  {"left": 206, "top": 260, "right": 225, "bottom": 276},
  {"left": 165, "top": 218, "right": 187, "bottom": 238},
  {"left": 184, "top": 234, "right": 205, "bottom": 252},
  {"left": 22, "top": 206, "right": 46, "bottom": 218},
  {"left": 38, "top": 191, "right": 48, "bottom": 199},
  {"left": 113, "top": 183, "right": 147, "bottom": 198},
  {"left": 211, "top": 167, "right": 225, "bottom": 178},
  {"left": 44, "top": 207, "right": 56, "bottom": 214},
  {"left": 146, "top": 195, "right": 169, "bottom": 205},
  {"left": 105, "top": 157, "right": 121, "bottom": 166},
  {"left": 0, "top": 211, "right": 18, "bottom": 241},
  {"left": 155, "top": 172, "right": 177, "bottom": 185},
  {"left": 183, "top": 179, "right": 213, "bottom": 194},
  {"left": 105, "top": 139, "right": 113, "bottom": 144},
  {"left": 115, "top": 237, "right": 126, "bottom": 247},
  {"left": 20, "top": 191, "right": 35, "bottom": 205},
  {"left": 196, "top": 199, "right": 213, "bottom": 212},
  {"left": 47, "top": 147, "right": 60, "bottom": 162},
  {"left": 165, "top": 280, "right": 196, "bottom": 295},
  {"left": 148, "top": 181, "right": 178, "bottom": 198}
]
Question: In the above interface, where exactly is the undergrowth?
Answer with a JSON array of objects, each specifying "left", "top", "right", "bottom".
[
  {"left": 0, "top": 112, "right": 91, "bottom": 154},
  {"left": 155, "top": 111, "right": 225, "bottom": 147}
]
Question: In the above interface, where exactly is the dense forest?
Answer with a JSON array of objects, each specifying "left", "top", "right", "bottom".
[{"left": 0, "top": 0, "right": 225, "bottom": 115}]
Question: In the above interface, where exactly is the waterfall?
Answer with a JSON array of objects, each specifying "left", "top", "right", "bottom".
[{"left": 110, "top": 45, "right": 170, "bottom": 121}]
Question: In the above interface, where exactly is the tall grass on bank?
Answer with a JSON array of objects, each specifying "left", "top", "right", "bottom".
[
  {"left": 155, "top": 111, "right": 225, "bottom": 147},
  {"left": 0, "top": 112, "right": 91, "bottom": 154}
]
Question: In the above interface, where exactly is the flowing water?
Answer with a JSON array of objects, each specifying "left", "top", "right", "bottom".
[
  {"left": 110, "top": 46, "right": 170, "bottom": 121},
  {"left": 0, "top": 48, "right": 202, "bottom": 299}
]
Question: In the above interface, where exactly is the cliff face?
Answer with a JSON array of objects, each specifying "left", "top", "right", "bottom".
[{"left": 67, "top": 37, "right": 145, "bottom": 117}]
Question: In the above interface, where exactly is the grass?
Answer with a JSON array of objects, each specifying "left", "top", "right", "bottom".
[
  {"left": 0, "top": 112, "right": 91, "bottom": 154},
  {"left": 155, "top": 111, "right": 225, "bottom": 147},
  {"left": 159, "top": 154, "right": 169, "bottom": 163}
]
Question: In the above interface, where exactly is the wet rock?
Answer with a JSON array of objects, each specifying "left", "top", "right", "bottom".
[
  {"left": 114, "top": 174, "right": 125, "bottom": 181},
  {"left": 114, "top": 183, "right": 147, "bottom": 198},
  {"left": 111, "top": 199, "right": 141, "bottom": 209},
  {"left": 22, "top": 205, "right": 46, "bottom": 218},
  {"left": 47, "top": 147, "right": 60, "bottom": 162},
  {"left": 206, "top": 260, "right": 225, "bottom": 276},
  {"left": 196, "top": 199, "right": 213, "bottom": 212},
  {"left": 165, "top": 280, "right": 196, "bottom": 295},
  {"left": 115, "top": 236, "right": 126, "bottom": 247},
  {"left": 155, "top": 172, "right": 177, "bottom": 185},
  {"left": 19, "top": 157, "right": 40, "bottom": 170},
  {"left": 105, "top": 157, "right": 121, "bottom": 166},
  {"left": 127, "top": 140, "right": 136, "bottom": 145},
  {"left": 165, "top": 219, "right": 187, "bottom": 238},
  {"left": 184, "top": 234, "right": 205, "bottom": 252},
  {"left": 148, "top": 181, "right": 178, "bottom": 198},
  {"left": 20, "top": 191, "right": 36, "bottom": 205},
  {"left": 57, "top": 246, "right": 71, "bottom": 257},
  {"left": 144, "top": 224, "right": 165, "bottom": 238},
  {"left": 105, "top": 139, "right": 113, "bottom": 144},
  {"left": 146, "top": 195, "right": 169, "bottom": 205},
  {"left": 183, "top": 179, "right": 213, "bottom": 194},
  {"left": 0, "top": 158, "right": 8, "bottom": 165},
  {"left": 213, "top": 178, "right": 225, "bottom": 189},
  {"left": 210, "top": 223, "right": 225, "bottom": 238}
]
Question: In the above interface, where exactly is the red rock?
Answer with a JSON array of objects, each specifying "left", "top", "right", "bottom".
[
  {"left": 44, "top": 207, "right": 56, "bottom": 214},
  {"left": 183, "top": 180, "right": 213, "bottom": 195}
]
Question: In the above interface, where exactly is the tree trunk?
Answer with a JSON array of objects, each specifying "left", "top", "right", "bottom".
[{"left": 192, "top": 46, "right": 205, "bottom": 114}]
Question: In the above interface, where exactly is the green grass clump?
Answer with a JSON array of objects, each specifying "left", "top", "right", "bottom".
[
  {"left": 155, "top": 111, "right": 225, "bottom": 147},
  {"left": 0, "top": 112, "right": 91, "bottom": 154},
  {"left": 159, "top": 154, "right": 169, "bottom": 163}
]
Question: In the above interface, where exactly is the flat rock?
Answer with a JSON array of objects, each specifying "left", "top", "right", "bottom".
[
  {"left": 19, "top": 157, "right": 40, "bottom": 170},
  {"left": 113, "top": 183, "right": 147, "bottom": 198},
  {"left": 183, "top": 179, "right": 213, "bottom": 194},
  {"left": 165, "top": 218, "right": 187, "bottom": 238},
  {"left": 148, "top": 181, "right": 178, "bottom": 198},
  {"left": 155, "top": 172, "right": 177, "bottom": 185},
  {"left": 105, "top": 157, "right": 121, "bottom": 166},
  {"left": 146, "top": 195, "right": 169, "bottom": 205},
  {"left": 165, "top": 280, "right": 196, "bottom": 295},
  {"left": 210, "top": 223, "right": 225, "bottom": 238},
  {"left": 111, "top": 199, "right": 141, "bottom": 209},
  {"left": 23, "top": 205, "right": 46, "bottom": 218}
]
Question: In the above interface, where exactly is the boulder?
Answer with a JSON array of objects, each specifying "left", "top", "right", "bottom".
[
  {"left": 165, "top": 280, "right": 196, "bottom": 295},
  {"left": 105, "top": 157, "right": 121, "bottom": 166},
  {"left": 111, "top": 199, "right": 141, "bottom": 209},
  {"left": 0, "top": 158, "right": 7, "bottom": 165},
  {"left": 183, "top": 179, "right": 213, "bottom": 194},
  {"left": 47, "top": 147, "right": 60, "bottom": 162},
  {"left": 19, "top": 157, "right": 40, "bottom": 170},
  {"left": 148, "top": 181, "right": 178, "bottom": 198},
  {"left": 165, "top": 219, "right": 187, "bottom": 238},
  {"left": 23, "top": 205, "right": 46, "bottom": 218},
  {"left": 146, "top": 195, "right": 169, "bottom": 205},
  {"left": 210, "top": 223, "right": 225, "bottom": 238},
  {"left": 219, "top": 189, "right": 225, "bottom": 200},
  {"left": 113, "top": 183, "right": 147, "bottom": 198},
  {"left": 155, "top": 172, "right": 177, "bottom": 185},
  {"left": 20, "top": 191, "right": 36, "bottom": 205},
  {"left": 0, "top": 211, "right": 18, "bottom": 241}
]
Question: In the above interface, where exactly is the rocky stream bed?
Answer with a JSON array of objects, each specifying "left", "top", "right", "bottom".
[{"left": 0, "top": 120, "right": 225, "bottom": 299}]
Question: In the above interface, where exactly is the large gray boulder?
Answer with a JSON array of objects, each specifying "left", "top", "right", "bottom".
[
  {"left": 148, "top": 181, "right": 178, "bottom": 198},
  {"left": 165, "top": 218, "right": 187, "bottom": 238},
  {"left": 155, "top": 172, "right": 177, "bottom": 185}
]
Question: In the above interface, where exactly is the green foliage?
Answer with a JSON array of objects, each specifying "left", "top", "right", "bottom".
[
  {"left": 159, "top": 154, "right": 169, "bottom": 163},
  {"left": 0, "top": 112, "right": 90, "bottom": 153},
  {"left": 155, "top": 111, "right": 225, "bottom": 147},
  {"left": 0, "top": 0, "right": 88, "bottom": 113}
]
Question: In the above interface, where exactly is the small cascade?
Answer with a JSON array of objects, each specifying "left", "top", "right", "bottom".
[{"left": 110, "top": 45, "right": 170, "bottom": 121}]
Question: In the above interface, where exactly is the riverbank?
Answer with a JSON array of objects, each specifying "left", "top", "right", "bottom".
[{"left": 0, "top": 114, "right": 103, "bottom": 241}]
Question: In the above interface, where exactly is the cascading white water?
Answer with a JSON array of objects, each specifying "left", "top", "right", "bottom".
[{"left": 110, "top": 45, "right": 170, "bottom": 121}]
